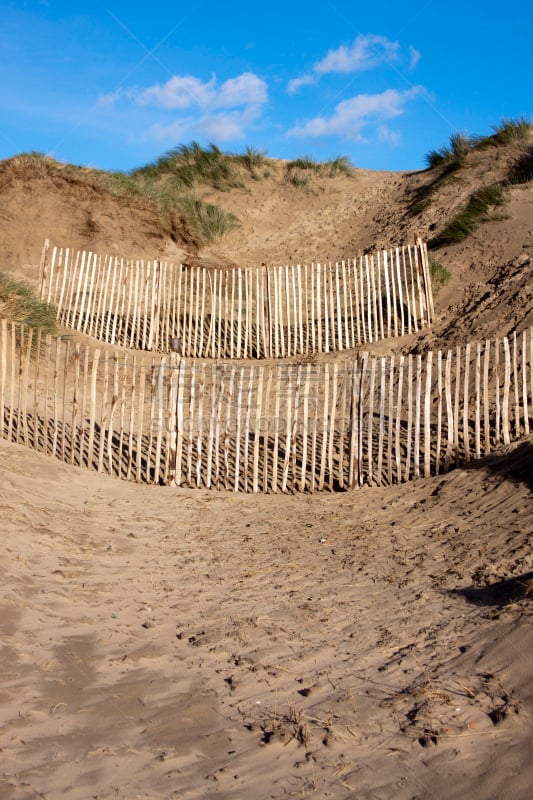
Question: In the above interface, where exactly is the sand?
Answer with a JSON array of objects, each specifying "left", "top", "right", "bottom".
[
  {"left": 1, "top": 140, "right": 532, "bottom": 798},
  {"left": 1, "top": 435, "right": 532, "bottom": 799}
]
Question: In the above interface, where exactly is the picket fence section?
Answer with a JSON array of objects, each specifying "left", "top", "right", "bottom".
[
  {"left": 39, "top": 239, "right": 434, "bottom": 358},
  {"left": 1, "top": 319, "right": 531, "bottom": 491}
]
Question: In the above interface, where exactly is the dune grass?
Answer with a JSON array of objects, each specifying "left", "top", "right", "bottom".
[
  {"left": 285, "top": 154, "right": 353, "bottom": 185},
  {"left": 429, "top": 260, "right": 451, "bottom": 290},
  {"left": 177, "top": 196, "right": 240, "bottom": 241},
  {"left": 425, "top": 119, "right": 532, "bottom": 172},
  {"left": 425, "top": 132, "right": 474, "bottom": 172},
  {"left": 412, "top": 118, "right": 532, "bottom": 220},
  {"left": 475, "top": 117, "right": 532, "bottom": 148},
  {"left": 4, "top": 145, "right": 355, "bottom": 245},
  {"left": 429, "top": 183, "right": 506, "bottom": 247},
  {"left": 410, "top": 133, "right": 473, "bottom": 216},
  {"left": 132, "top": 142, "right": 245, "bottom": 192},
  {"left": 0, "top": 272, "right": 57, "bottom": 334},
  {"left": 233, "top": 146, "right": 269, "bottom": 178}
]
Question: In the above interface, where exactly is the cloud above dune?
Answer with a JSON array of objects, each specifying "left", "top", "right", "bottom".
[
  {"left": 288, "top": 86, "right": 425, "bottom": 140},
  {"left": 314, "top": 34, "right": 401, "bottom": 75},
  {"left": 287, "top": 33, "right": 420, "bottom": 94},
  {"left": 148, "top": 104, "right": 264, "bottom": 143},
  {"left": 96, "top": 50, "right": 424, "bottom": 149},
  {"left": 99, "top": 71, "right": 268, "bottom": 143},
  {"left": 136, "top": 72, "right": 267, "bottom": 111}
]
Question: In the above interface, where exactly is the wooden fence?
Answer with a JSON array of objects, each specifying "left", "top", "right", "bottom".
[
  {"left": 39, "top": 239, "right": 434, "bottom": 358},
  {"left": 1, "top": 319, "right": 531, "bottom": 491}
]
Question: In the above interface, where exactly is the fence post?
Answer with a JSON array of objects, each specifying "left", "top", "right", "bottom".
[
  {"left": 174, "top": 358, "right": 185, "bottom": 485},
  {"left": 39, "top": 238, "right": 50, "bottom": 301}
]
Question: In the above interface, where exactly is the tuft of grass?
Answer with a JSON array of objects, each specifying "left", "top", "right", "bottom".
[
  {"left": 286, "top": 171, "right": 309, "bottom": 187},
  {"left": 287, "top": 155, "right": 320, "bottom": 172},
  {"left": 411, "top": 196, "right": 432, "bottom": 216},
  {"left": 413, "top": 132, "right": 474, "bottom": 214},
  {"left": 0, "top": 272, "right": 57, "bottom": 335},
  {"left": 474, "top": 117, "right": 533, "bottom": 148},
  {"left": 131, "top": 141, "right": 244, "bottom": 191},
  {"left": 429, "top": 182, "right": 506, "bottom": 247},
  {"left": 429, "top": 260, "right": 451, "bottom": 291},
  {"left": 425, "top": 132, "right": 474, "bottom": 171},
  {"left": 177, "top": 197, "right": 240, "bottom": 243},
  {"left": 325, "top": 155, "right": 354, "bottom": 176},
  {"left": 234, "top": 146, "right": 268, "bottom": 177},
  {"left": 285, "top": 154, "right": 354, "bottom": 186},
  {"left": 492, "top": 117, "right": 532, "bottom": 144}
]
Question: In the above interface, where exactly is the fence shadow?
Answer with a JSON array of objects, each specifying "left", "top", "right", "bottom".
[
  {"left": 452, "top": 571, "right": 533, "bottom": 607},
  {"left": 462, "top": 439, "right": 533, "bottom": 492}
]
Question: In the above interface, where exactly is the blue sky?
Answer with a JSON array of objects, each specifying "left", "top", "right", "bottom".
[{"left": 1, "top": 0, "right": 531, "bottom": 173}]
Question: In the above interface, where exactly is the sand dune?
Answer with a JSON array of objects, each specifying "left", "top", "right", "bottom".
[
  {"left": 1, "top": 139, "right": 532, "bottom": 798},
  {"left": 1, "top": 435, "right": 532, "bottom": 798}
]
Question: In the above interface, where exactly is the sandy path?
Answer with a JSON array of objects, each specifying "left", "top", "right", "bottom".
[{"left": 1, "top": 436, "right": 532, "bottom": 799}]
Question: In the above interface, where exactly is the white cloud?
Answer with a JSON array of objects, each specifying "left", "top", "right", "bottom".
[
  {"left": 288, "top": 86, "right": 424, "bottom": 140},
  {"left": 287, "top": 74, "right": 317, "bottom": 95},
  {"left": 98, "top": 89, "right": 122, "bottom": 107},
  {"left": 103, "top": 71, "right": 268, "bottom": 144},
  {"left": 137, "top": 75, "right": 216, "bottom": 110},
  {"left": 215, "top": 73, "right": 267, "bottom": 108},
  {"left": 199, "top": 109, "right": 259, "bottom": 140},
  {"left": 314, "top": 34, "right": 401, "bottom": 75},
  {"left": 148, "top": 117, "right": 193, "bottom": 142},
  {"left": 136, "top": 72, "right": 267, "bottom": 111},
  {"left": 148, "top": 105, "right": 263, "bottom": 143},
  {"left": 287, "top": 33, "right": 420, "bottom": 94},
  {"left": 377, "top": 125, "right": 401, "bottom": 146}
]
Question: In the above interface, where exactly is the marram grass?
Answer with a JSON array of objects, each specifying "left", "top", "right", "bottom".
[{"left": 0, "top": 272, "right": 57, "bottom": 335}]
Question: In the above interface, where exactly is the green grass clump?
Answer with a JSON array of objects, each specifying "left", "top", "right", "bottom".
[
  {"left": 491, "top": 117, "right": 532, "bottom": 144},
  {"left": 474, "top": 117, "right": 533, "bottom": 148},
  {"left": 285, "top": 154, "right": 353, "bottom": 186},
  {"left": 411, "top": 132, "right": 473, "bottom": 215},
  {"left": 132, "top": 142, "right": 244, "bottom": 191},
  {"left": 177, "top": 197, "right": 239, "bottom": 243},
  {"left": 287, "top": 155, "right": 320, "bottom": 172},
  {"left": 233, "top": 146, "right": 268, "bottom": 177},
  {"left": 0, "top": 273, "right": 57, "bottom": 334},
  {"left": 324, "top": 155, "right": 353, "bottom": 176},
  {"left": 429, "top": 182, "right": 506, "bottom": 247},
  {"left": 286, "top": 171, "right": 310, "bottom": 187},
  {"left": 410, "top": 196, "right": 432, "bottom": 215},
  {"left": 285, "top": 156, "right": 317, "bottom": 187},
  {"left": 425, "top": 132, "right": 474, "bottom": 171},
  {"left": 429, "top": 260, "right": 451, "bottom": 290}
]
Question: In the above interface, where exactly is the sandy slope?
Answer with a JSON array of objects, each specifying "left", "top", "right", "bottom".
[
  {"left": 0, "top": 140, "right": 532, "bottom": 799},
  {"left": 1, "top": 144, "right": 532, "bottom": 346},
  {"left": 1, "top": 436, "right": 532, "bottom": 799}
]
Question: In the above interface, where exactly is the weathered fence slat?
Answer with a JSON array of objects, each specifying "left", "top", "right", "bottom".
[{"left": 377, "top": 357, "right": 386, "bottom": 485}]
